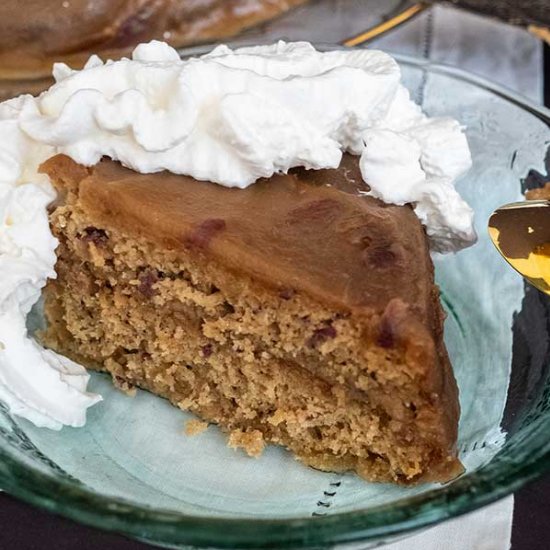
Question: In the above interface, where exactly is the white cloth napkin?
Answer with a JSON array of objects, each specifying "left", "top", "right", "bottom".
[
  {"left": 372, "top": 5, "right": 543, "bottom": 549},
  {"left": 385, "top": 497, "right": 515, "bottom": 550}
]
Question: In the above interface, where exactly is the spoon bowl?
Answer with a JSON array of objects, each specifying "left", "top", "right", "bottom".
[{"left": 488, "top": 199, "right": 550, "bottom": 294}]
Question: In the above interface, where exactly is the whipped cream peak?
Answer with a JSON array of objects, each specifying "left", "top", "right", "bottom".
[
  {"left": 132, "top": 39, "right": 182, "bottom": 63},
  {"left": 0, "top": 40, "right": 476, "bottom": 429}
]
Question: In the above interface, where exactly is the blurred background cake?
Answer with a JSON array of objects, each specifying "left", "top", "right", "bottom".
[{"left": 0, "top": 0, "right": 308, "bottom": 79}]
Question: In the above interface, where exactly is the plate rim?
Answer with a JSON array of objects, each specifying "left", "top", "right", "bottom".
[{"left": 1, "top": 49, "right": 550, "bottom": 549}]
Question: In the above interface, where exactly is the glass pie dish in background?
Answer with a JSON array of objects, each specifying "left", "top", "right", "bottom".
[{"left": 0, "top": 45, "right": 549, "bottom": 549}]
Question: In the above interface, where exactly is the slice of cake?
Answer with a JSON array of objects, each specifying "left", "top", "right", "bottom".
[{"left": 39, "top": 153, "right": 461, "bottom": 484}]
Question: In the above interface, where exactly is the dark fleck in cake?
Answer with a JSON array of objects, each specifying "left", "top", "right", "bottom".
[{"left": 39, "top": 153, "right": 462, "bottom": 484}]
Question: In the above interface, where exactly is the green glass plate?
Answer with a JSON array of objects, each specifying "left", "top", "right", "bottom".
[{"left": 1, "top": 49, "right": 550, "bottom": 549}]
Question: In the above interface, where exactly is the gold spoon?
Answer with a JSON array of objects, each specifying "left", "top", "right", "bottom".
[{"left": 488, "top": 200, "right": 550, "bottom": 295}]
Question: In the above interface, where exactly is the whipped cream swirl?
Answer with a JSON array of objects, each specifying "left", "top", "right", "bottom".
[
  {"left": 0, "top": 97, "right": 101, "bottom": 429},
  {"left": 0, "top": 40, "right": 475, "bottom": 429}
]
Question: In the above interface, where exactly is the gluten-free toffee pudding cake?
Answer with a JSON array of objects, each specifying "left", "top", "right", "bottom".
[
  {"left": 40, "top": 153, "right": 462, "bottom": 484},
  {"left": 0, "top": 41, "right": 476, "bottom": 484}
]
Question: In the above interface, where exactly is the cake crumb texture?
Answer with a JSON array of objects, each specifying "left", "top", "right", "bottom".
[
  {"left": 228, "top": 429, "right": 266, "bottom": 458},
  {"left": 185, "top": 419, "right": 209, "bottom": 436}
]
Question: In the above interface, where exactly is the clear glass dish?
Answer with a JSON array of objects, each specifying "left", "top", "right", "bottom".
[{"left": 0, "top": 47, "right": 549, "bottom": 549}]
